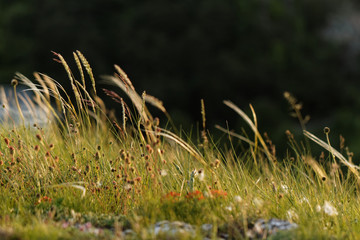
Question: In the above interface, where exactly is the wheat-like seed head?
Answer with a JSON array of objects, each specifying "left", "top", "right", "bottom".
[
  {"left": 73, "top": 52, "right": 85, "bottom": 88},
  {"left": 76, "top": 50, "right": 96, "bottom": 95}
]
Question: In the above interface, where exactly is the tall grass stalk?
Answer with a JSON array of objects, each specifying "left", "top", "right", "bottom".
[{"left": 1, "top": 52, "right": 360, "bottom": 239}]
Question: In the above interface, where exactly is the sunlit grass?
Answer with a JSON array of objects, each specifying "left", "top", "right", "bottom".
[{"left": 0, "top": 52, "right": 359, "bottom": 239}]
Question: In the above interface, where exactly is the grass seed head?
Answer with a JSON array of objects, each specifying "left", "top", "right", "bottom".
[
  {"left": 145, "top": 120, "right": 151, "bottom": 127},
  {"left": 154, "top": 117, "right": 160, "bottom": 126},
  {"left": 324, "top": 127, "right": 330, "bottom": 134},
  {"left": 127, "top": 180, "right": 135, "bottom": 185},
  {"left": 9, "top": 146, "right": 15, "bottom": 155},
  {"left": 214, "top": 159, "right": 220, "bottom": 168},
  {"left": 146, "top": 144, "right": 153, "bottom": 154},
  {"left": 11, "top": 79, "right": 18, "bottom": 86},
  {"left": 36, "top": 134, "right": 42, "bottom": 141},
  {"left": 17, "top": 140, "right": 22, "bottom": 150},
  {"left": 120, "top": 150, "right": 126, "bottom": 160}
]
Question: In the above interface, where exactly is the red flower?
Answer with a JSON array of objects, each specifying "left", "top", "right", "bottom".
[
  {"left": 42, "top": 196, "right": 52, "bottom": 202},
  {"left": 185, "top": 190, "right": 204, "bottom": 200},
  {"left": 35, "top": 196, "right": 52, "bottom": 205},
  {"left": 164, "top": 192, "right": 181, "bottom": 202},
  {"left": 210, "top": 190, "right": 227, "bottom": 198}
]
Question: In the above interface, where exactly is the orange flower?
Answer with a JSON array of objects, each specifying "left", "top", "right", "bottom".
[
  {"left": 164, "top": 192, "right": 181, "bottom": 202},
  {"left": 35, "top": 196, "right": 52, "bottom": 205},
  {"left": 165, "top": 191, "right": 180, "bottom": 198},
  {"left": 185, "top": 190, "right": 204, "bottom": 200},
  {"left": 210, "top": 190, "right": 227, "bottom": 198},
  {"left": 42, "top": 196, "right": 52, "bottom": 202}
]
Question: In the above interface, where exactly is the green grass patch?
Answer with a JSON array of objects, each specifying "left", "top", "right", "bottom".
[{"left": 0, "top": 52, "right": 360, "bottom": 239}]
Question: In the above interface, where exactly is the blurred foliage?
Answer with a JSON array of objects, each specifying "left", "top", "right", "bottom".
[
  {"left": 2, "top": 0, "right": 360, "bottom": 154},
  {"left": 0, "top": 0, "right": 36, "bottom": 82}
]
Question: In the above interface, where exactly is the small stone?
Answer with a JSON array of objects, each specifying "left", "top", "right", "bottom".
[
  {"left": 201, "top": 223, "right": 213, "bottom": 234},
  {"left": 152, "top": 220, "right": 196, "bottom": 237},
  {"left": 251, "top": 218, "right": 298, "bottom": 238},
  {"left": 123, "top": 229, "right": 135, "bottom": 235}
]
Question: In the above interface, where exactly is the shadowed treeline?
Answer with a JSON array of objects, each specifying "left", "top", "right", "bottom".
[{"left": 1, "top": 0, "right": 360, "bottom": 154}]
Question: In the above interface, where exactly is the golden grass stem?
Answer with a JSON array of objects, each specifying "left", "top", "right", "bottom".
[
  {"left": 13, "top": 82, "right": 25, "bottom": 125},
  {"left": 223, "top": 100, "right": 275, "bottom": 163},
  {"left": 148, "top": 127, "right": 206, "bottom": 165},
  {"left": 304, "top": 130, "right": 360, "bottom": 183}
]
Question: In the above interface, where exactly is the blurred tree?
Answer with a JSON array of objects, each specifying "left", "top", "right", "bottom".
[
  {"left": 2, "top": 0, "right": 360, "bottom": 154},
  {"left": 0, "top": 0, "right": 36, "bottom": 82}
]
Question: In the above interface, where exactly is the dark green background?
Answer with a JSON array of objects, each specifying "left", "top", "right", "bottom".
[{"left": 1, "top": 0, "right": 360, "bottom": 155}]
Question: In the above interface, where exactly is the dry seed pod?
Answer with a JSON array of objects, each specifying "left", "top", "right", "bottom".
[
  {"left": 324, "top": 127, "right": 330, "bottom": 134},
  {"left": 11, "top": 79, "right": 18, "bottom": 86},
  {"left": 36, "top": 134, "right": 42, "bottom": 141}
]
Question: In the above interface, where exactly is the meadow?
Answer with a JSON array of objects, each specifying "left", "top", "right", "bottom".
[{"left": 0, "top": 51, "right": 359, "bottom": 240}]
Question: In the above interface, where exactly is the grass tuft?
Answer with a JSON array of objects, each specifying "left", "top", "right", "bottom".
[{"left": 0, "top": 52, "right": 359, "bottom": 239}]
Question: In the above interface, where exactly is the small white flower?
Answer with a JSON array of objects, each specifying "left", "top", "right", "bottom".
[
  {"left": 191, "top": 169, "right": 198, "bottom": 177},
  {"left": 286, "top": 209, "right": 299, "bottom": 221},
  {"left": 323, "top": 201, "right": 338, "bottom": 216},
  {"left": 299, "top": 197, "right": 309, "bottom": 204},
  {"left": 225, "top": 205, "right": 233, "bottom": 211},
  {"left": 160, "top": 169, "right": 168, "bottom": 176},
  {"left": 281, "top": 184, "right": 289, "bottom": 193},
  {"left": 203, "top": 191, "right": 210, "bottom": 198},
  {"left": 234, "top": 195, "right": 242, "bottom": 203},
  {"left": 315, "top": 205, "right": 322, "bottom": 212},
  {"left": 71, "top": 209, "right": 77, "bottom": 219},
  {"left": 124, "top": 184, "right": 132, "bottom": 191},
  {"left": 253, "top": 198, "right": 264, "bottom": 208},
  {"left": 197, "top": 169, "right": 205, "bottom": 181}
]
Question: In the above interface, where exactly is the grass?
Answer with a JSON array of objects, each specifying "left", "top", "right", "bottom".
[{"left": 1, "top": 51, "right": 360, "bottom": 239}]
